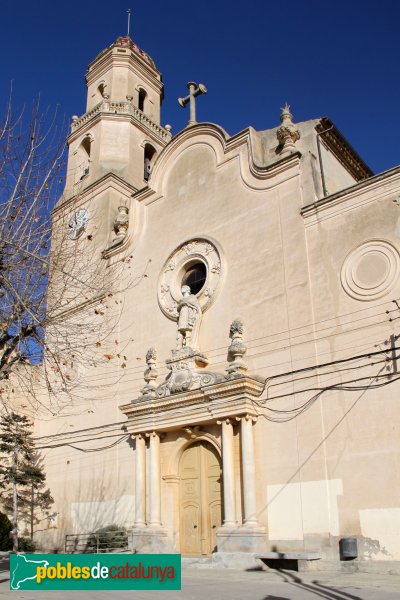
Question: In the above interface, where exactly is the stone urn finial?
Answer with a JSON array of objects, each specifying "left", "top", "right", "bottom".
[
  {"left": 277, "top": 103, "right": 300, "bottom": 155},
  {"left": 226, "top": 319, "right": 248, "bottom": 378},
  {"left": 140, "top": 347, "right": 158, "bottom": 397}
]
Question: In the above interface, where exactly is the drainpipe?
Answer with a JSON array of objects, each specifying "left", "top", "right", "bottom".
[{"left": 316, "top": 123, "right": 333, "bottom": 197}]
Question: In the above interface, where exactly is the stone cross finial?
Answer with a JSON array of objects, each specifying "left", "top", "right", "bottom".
[
  {"left": 277, "top": 103, "right": 300, "bottom": 155},
  {"left": 141, "top": 347, "right": 158, "bottom": 397},
  {"left": 178, "top": 82, "right": 207, "bottom": 127},
  {"left": 226, "top": 319, "right": 248, "bottom": 378}
]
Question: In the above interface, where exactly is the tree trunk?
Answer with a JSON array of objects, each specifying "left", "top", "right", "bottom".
[
  {"left": 30, "top": 483, "right": 34, "bottom": 540},
  {"left": 12, "top": 437, "right": 18, "bottom": 552}
]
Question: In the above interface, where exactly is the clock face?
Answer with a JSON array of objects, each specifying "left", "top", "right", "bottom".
[{"left": 67, "top": 208, "right": 89, "bottom": 240}]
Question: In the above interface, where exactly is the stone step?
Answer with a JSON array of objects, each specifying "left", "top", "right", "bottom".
[
  {"left": 182, "top": 556, "right": 214, "bottom": 569},
  {"left": 182, "top": 552, "right": 264, "bottom": 570}
]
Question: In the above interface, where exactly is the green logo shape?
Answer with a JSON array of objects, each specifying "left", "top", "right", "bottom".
[{"left": 10, "top": 553, "right": 181, "bottom": 590}]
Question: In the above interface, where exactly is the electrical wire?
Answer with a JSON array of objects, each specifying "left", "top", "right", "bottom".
[
  {"left": 31, "top": 342, "right": 400, "bottom": 445},
  {"left": 36, "top": 433, "right": 129, "bottom": 452}
]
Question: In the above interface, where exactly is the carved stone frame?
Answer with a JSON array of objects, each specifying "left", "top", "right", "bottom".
[{"left": 158, "top": 237, "right": 223, "bottom": 320}]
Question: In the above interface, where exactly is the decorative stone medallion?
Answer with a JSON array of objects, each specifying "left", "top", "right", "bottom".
[
  {"left": 158, "top": 238, "right": 222, "bottom": 320},
  {"left": 340, "top": 240, "right": 400, "bottom": 301}
]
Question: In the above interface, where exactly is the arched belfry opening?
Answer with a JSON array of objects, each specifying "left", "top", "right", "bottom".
[
  {"left": 138, "top": 87, "right": 147, "bottom": 113},
  {"left": 179, "top": 440, "right": 222, "bottom": 555},
  {"left": 75, "top": 135, "right": 92, "bottom": 183},
  {"left": 144, "top": 143, "right": 157, "bottom": 181},
  {"left": 91, "top": 81, "right": 107, "bottom": 105},
  {"left": 97, "top": 81, "right": 106, "bottom": 98}
]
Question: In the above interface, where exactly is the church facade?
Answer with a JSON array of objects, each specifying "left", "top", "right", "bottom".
[{"left": 34, "top": 34, "right": 400, "bottom": 568}]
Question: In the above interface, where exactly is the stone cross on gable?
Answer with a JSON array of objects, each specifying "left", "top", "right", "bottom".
[{"left": 178, "top": 82, "right": 207, "bottom": 127}]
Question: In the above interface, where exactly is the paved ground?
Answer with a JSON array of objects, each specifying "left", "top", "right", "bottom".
[{"left": 1, "top": 555, "right": 400, "bottom": 599}]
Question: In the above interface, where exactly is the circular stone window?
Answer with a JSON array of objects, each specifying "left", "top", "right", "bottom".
[
  {"left": 158, "top": 238, "right": 222, "bottom": 320},
  {"left": 182, "top": 262, "right": 207, "bottom": 294},
  {"left": 340, "top": 240, "right": 400, "bottom": 301}
]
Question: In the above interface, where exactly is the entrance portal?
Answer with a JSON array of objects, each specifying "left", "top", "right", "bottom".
[{"left": 179, "top": 441, "right": 222, "bottom": 555}]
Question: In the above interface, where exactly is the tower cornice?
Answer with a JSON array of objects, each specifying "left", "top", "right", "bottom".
[
  {"left": 54, "top": 171, "right": 137, "bottom": 214},
  {"left": 86, "top": 44, "right": 161, "bottom": 89}
]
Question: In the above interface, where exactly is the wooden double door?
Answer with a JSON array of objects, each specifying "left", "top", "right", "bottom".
[{"left": 179, "top": 441, "right": 222, "bottom": 555}]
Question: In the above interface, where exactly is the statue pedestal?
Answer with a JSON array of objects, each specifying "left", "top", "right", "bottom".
[
  {"left": 216, "top": 525, "right": 267, "bottom": 553},
  {"left": 156, "top": 347, "right": 225, "bottom": 397}
]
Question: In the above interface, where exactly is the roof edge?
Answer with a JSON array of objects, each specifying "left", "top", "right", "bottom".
[{"left": 316, "top": 117, "right": 373, "bottom": 182}]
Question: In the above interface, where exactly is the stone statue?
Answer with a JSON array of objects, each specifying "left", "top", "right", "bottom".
[
  {"left": 113, "top": 205, "right": 129, "bottom": 242},
  {"left": 176, "top": 285, "right": 202, "bottom": 349},
  {"left": 102, "top": 206, "right": 129, "bottom": 258},
  {"left": 104, "top": 205, "right": 129, "bottom": 254}
]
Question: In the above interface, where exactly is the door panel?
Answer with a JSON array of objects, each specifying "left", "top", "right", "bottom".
[
  {"left": 181, "top": 502, "right": 201, "bottom": 555},
  {"left": 209, "top": 500, "right": 222, "bottom": 552},
  {"left": 179, "top": 441, "right": 222, "bottom": 555}
]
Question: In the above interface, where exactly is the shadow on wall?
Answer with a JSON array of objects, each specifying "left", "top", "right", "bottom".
[
  {"left": 46, "top": 434, "right": 134, "bottom": 551},
  {"left": 258, "top": 387, "right": 369, "bottom": 548}
]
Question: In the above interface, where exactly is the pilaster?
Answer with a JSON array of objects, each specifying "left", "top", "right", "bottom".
[
  {"left": 134, "top": 434, "right": 146, "bottom": 527},
  {"left": 147, "top": 431, "right": 162, "bottom": 528},
  {"left": 219, "top": 418, "right": 236, "bottom": 527}
]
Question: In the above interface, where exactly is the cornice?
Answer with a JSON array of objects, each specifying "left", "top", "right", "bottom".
[
  {"left": 119, "top": 376, "right": 265, "bottom": 433},
  {"left": 86, "top": 46, "right": 160, "bottom": 85},
  {"left": 149, "top": 122, "right": 302, "bottom": 195},
  {"left": 316, "top": 118, "right": 373, "bottom": 181},
  {"left": 301, "top": 164, "right": 400, "bottom": 219},
  {"left": 53, "top": 172, "right": 137, "bottom": 215}
]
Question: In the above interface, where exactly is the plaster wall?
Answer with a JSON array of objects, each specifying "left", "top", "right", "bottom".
[{"left": 32, "top": 123, "right": 400, "bottom": 563}]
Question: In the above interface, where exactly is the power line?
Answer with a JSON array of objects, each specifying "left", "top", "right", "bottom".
[
  {"left": 36, "top": 434, "right": 129, "bottom": 452},
  {"left": 32, "top": 345, "right": 400, "bottom": 447}
]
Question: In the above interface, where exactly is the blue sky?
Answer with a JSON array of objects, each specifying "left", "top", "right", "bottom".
[{"left": 1, "top": 0, "right": 399, "bottom": 174}]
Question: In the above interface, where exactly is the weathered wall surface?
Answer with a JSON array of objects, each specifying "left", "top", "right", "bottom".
[{"left": 31, "top": 114, "right": 400, "bottom": 565}]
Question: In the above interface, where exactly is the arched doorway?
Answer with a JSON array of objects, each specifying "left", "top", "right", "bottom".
[{"left": 179, "top": 441, "right": 222, "bottom": 555}]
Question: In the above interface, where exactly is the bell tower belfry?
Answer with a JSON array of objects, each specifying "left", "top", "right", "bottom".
[{"left": 64, "top": 35, "right": 171, "bottom": 199}]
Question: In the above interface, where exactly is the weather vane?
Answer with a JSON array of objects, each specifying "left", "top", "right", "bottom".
[{"left": 127, "top": 9, "right": 131, "bottom": 37}]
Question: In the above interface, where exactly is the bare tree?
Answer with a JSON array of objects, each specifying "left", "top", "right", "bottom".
[
  {"left": 0, "top": 94, "right": 65, "bottom": 381},
  {"left": 0, "top": 93, "right": 146, "bottom": 416}
]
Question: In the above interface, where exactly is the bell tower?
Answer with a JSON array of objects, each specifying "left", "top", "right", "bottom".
[{"left": 63, "top": 35, "right": 171, "bottom": 199}]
